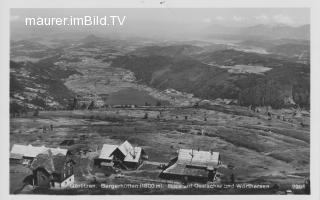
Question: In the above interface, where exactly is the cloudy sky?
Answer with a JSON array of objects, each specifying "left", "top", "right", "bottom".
[
  {"left": 10, "top": 8, "right": 309, "bottom": 39},
  {"left": 11, "top": 8, "right": 309, "bottom": 25}
]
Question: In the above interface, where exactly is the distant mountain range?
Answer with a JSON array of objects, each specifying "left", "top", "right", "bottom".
[
  {"left": 238, "top": 39, "right": 310, "bottom": 62},
  {"left": 130, "top": 44, "right": 205, "bottom": 58},
  {"left": 204, "top": 24, "right": 310, "bottom": 40}
]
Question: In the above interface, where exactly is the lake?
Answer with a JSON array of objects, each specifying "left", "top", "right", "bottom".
[{"left": 104, "top": 88, "right": 170, "bottom": 106}]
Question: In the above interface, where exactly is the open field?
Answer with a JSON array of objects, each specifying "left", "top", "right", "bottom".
[
  {"left": 10, "top": 104, "right": 309, "bottom": 194},
  {"left": 218, "top": 65, "right": 272, "bottom": 74}
]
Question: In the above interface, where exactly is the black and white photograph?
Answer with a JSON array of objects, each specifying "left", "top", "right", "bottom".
[{"left": 1, "top": 1, "right": 319, "bottom": 197}]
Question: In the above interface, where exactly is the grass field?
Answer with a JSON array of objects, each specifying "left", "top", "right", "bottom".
[{"left": 10, "top": 104, "right": 309, "bottom": 194}]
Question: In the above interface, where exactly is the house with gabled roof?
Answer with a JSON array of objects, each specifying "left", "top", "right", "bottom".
[
  {"left": 98, "top": 144, "right": 118, "bottom": 161},
  {"left": 96, "top": 140, "right": 147, "bottom": 169},
  {"left": 10, "top": 144, "right": 69, "bottom": 165},
  {"left": 160, "top": 148, "right": 221, "bottom": 183}
]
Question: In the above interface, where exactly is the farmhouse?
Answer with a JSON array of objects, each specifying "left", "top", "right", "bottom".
[
  {"left": 29, "top": 150, "right": 75, "bottom": 189},
  {"left": 96, "top": 140, "right": 147, "bottom": 169},
  {"left": 10, "top": 144, "right": 69, "bottom": 165},
  {"left": 160, "top": 149, "right": 221, "bottom": 183}
]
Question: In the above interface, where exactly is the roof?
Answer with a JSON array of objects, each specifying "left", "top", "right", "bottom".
[
  {"left": 98, "top": 144, "right": 118, "bottom": 160},
  {"left": 10, "top": 144, "right": 68, "bottom": 158},
  {"left": 163, "top": 163, "right": 209, "bottom": 177},
  {"left": 124, "top": 147, "right": 142, "bottom": 163},
  {"left": 177, "top": 149, "right": 220, "bottom": 169},
  {"left": 11, "top": 144, "right": 47, "bottom": 158},
  {"left": 162, "top": 149, "right": 220, "bottom": 177},
  {"left": 48, "top": 147, "right": 68, "bottom": 156},
  {"left": 117, "top": 140, "right": 134, "bottom": 156},
  {"left": 117, "top": 140, "right": 142, "bottom": 163},
  {"left": 99, "top": 140, "right": 143, "bottom": 163}
]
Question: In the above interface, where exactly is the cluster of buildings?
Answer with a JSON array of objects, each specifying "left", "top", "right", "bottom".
[
  {"left": 10, "top": 141, "right": 221, "bottom": 190},
  {"left": 10, "top": 144, "right": 74, "bottom": 189}
]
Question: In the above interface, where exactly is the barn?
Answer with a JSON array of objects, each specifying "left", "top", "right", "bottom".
[{"left": 160, "top": 149, "right": 221, "bottom": 183}]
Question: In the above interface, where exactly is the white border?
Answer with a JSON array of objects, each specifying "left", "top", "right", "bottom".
[{"left": 1, "top": 1, "right": 319, "bottom": 200}]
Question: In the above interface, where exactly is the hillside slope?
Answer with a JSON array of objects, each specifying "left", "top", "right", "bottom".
[
  {"left": 10, "top": 56, "right": 80, "bottom": 114},
  {"left": 111, "top": 52, "right": 309, "bottom": 108}
]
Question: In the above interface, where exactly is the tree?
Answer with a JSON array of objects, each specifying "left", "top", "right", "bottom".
[
  {"left": 30, "top": 97, "right": 46, "bottom": 108},
  {"left": 156, "top": 100, "right": 162, "bottom": 107},
  {"left": 230, "top": 173, "right": 235, "bottom": 183},
  {"left": 143, "top": 112, "right": 148, "bottom": 119},
  {"left": 33, "top": 109, "right": 39, "bottom": 116},
  {"left": 68, "top": 97, "right": 78, "bottom": 110},
  {"left": 304, "top": 179, "right": 310, "bottom": 194},
  {"left": 10, "top": 102, "right": 26, "bottom": 117},
  {"left": 88, "top": 101, "right": 95, "bottom": 110},
  {"left": 80, "top": 103, "right": 87, "bottom": 110}
]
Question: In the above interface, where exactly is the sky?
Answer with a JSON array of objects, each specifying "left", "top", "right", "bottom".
[
  {"left": 11, "top": 8, "right": 310, "bottom": 25},
  {"left": 10, "top": 8, "right": 310, "bottom": 39}
]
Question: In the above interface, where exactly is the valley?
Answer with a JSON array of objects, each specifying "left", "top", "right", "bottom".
[{"left": 9, "top": 27, "right": 310, "bottom": 194}]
